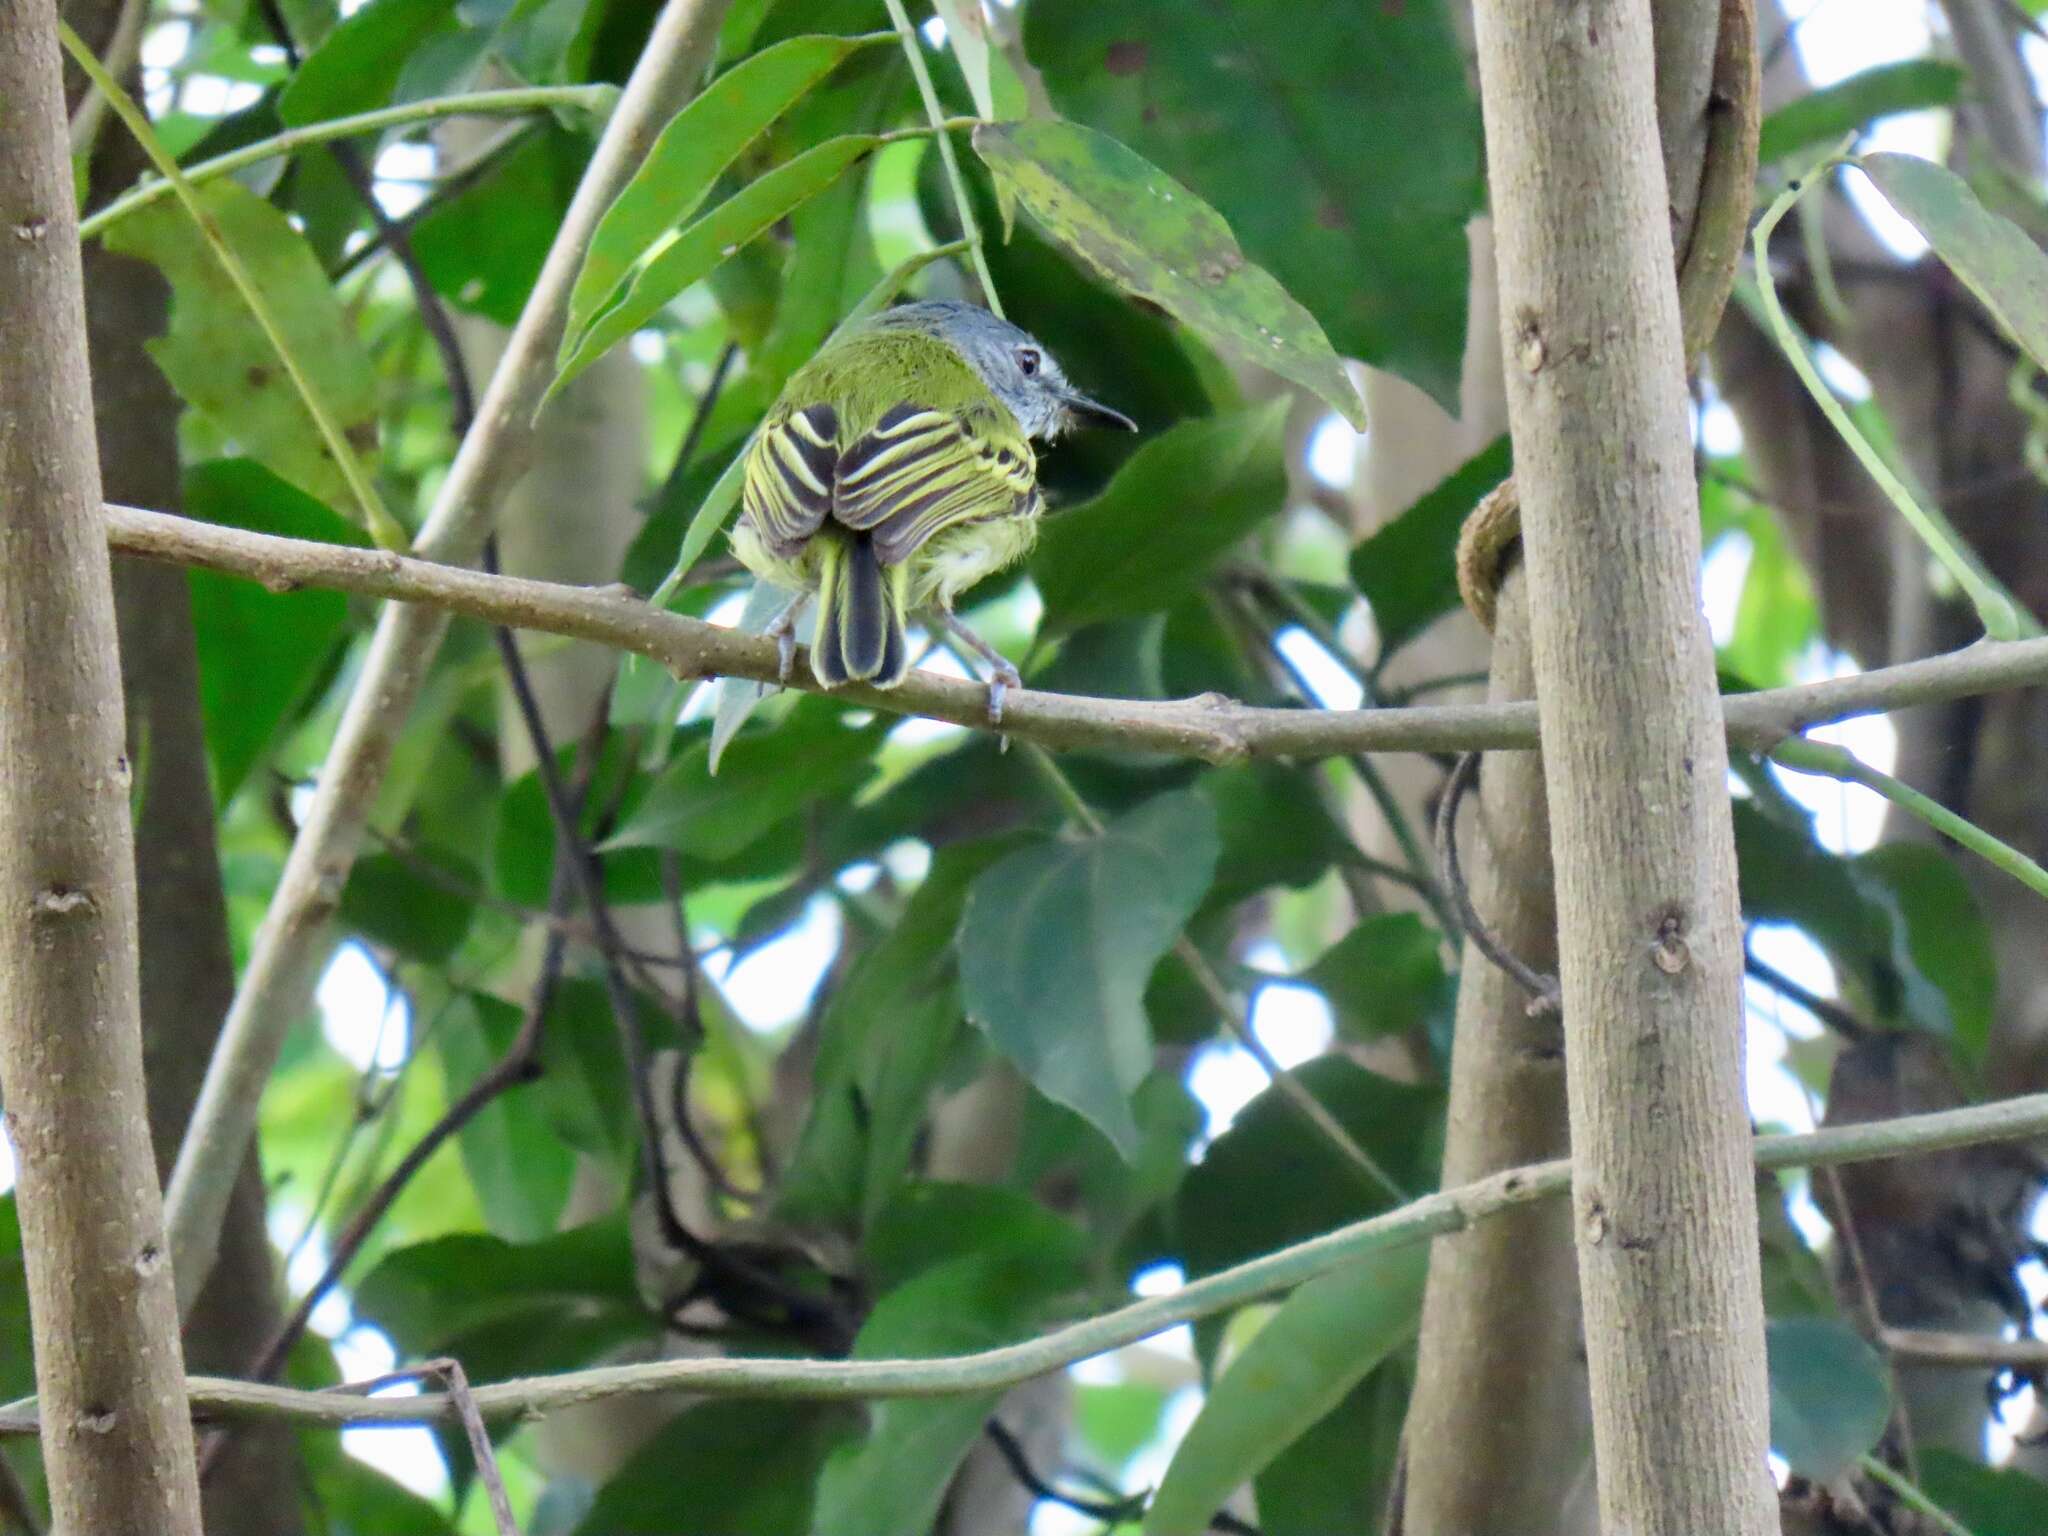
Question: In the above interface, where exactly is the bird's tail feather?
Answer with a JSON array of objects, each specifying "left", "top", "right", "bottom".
[{"left": 812, "top": 535, "right": 908, "bottom": 688}]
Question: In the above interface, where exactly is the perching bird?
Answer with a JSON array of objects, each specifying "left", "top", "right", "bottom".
[{"left": 731, "top": 299, "right": 1134, "bottom": 720}]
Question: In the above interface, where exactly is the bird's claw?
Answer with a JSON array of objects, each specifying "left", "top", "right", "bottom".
[
  {"left": 775, "top": 626, "right": 796, "bottom": 685},
  {"left": 986, "top": 662, "right": 1021, "bottom": 728}
]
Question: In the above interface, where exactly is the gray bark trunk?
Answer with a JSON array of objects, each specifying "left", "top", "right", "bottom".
[
  {"left": 1470, "top": 0, "right": 1775, "bottom": 1528},
  {"left": 0, "top": 6, "right": 205, "bottom": 1530}
]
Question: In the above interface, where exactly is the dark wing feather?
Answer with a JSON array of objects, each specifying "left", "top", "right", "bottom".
[
  {"left": 741, "top": 402, "right": 840, "bottom": 556},
  {"left": 833, "top": 401, "right": 1035, "bottom": 567}
]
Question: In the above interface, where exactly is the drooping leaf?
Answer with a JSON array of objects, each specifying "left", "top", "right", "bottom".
[
  {"left": 181, "top": 460, "right": 359, "bottom": 804},
  {"left": 1350, "top": 435, "right": 1511, "bottom": 658},
  {"left": 107, "top": 183, "right": 380, "bottom": 519},
  {"left": 1145, "top": 1246, "right": 1428, "bottom": 1536},
  {"left": 1917, "top": 1449, "right": 2048, "bottom": 1536},
  {"left": 777, "top": 836, "right": 1027, "bottom": 1227},
  {"left": 1032, "top": 402, "right": 1288, "bottom": 632},
  {"left": 1759, "top": 62, "right": 1965, "bottom": 166},
  {"left": 709, "top": 580, "right": 804, "bottom": 774},
  {"left": 555, "top": 134, "right": 884, "bottom": 391},
  {"left": 1026, "top": 1, "right": 1480, "bottom": 411},
  {"left": 1766, "top": 1316, "right": 1891, "bottom": 1481},
  {"left": 437, "top": 993, "right": 574, "bottom": 1242},
  {"left": 567, "top": 33, "right": 888, "bottom": 341},
  {"left": 1300, "top": 914, "right": 1456, "bottom": 1044},
  {"left": 1859, "top": 152, "right": 2048, "bottom": 373},
  {"left": 812, "top": 1243, "right": 1086, "bottom": 1536},
  {"left": 958, "top": 791, "right": 1221, "bottom": 1156},
  {"left": 277, "top": 0, "right": 459, "bottom": 125},
  {"left": 573, "top": 1400, "right": 856, "bottom": 1535},
  {"left": 973, "top": 119, "right": 1365, "bottom": 428}
]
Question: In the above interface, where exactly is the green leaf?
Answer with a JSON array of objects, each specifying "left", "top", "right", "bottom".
[
  {"left": 1199, "top": 762, "right": 1351, "bottom": 908},
  {"left": 1253, "top": 1363, "right": 1409, "bottom": 1536},
  {"left": 338, "top": 850, "right": 476, "bottom": 963},
  {"left": 812, "top": 1245, "right": 1086, "bottom": 1536},
  {"left": 972, "top": 119, "right": 1366, "bottom": 428},
  {"left": 1918, "top": 1449, "right": 2048, "bottom": 1536},
  {"left": 1766, "top": 1317, "right": 1890, "bottom": 1481},
  {"left": 354, "top": 1219, "right": 640, "bottom": 1360},
  {"left": 555, "top": 133, "right": 883, "bottom": 392},
  {"left": 1026, "top": 1, "right": 1480, "bottom": 411},
  {"left": 1350, "top": 435, "right": 1510, "bottom": 658},
  {"left": 414, "top": 127, "right": 586, "bottom": 326},
  {"left": 776, "top": 836, "right": 1026, "bottom": 1227},
  {"left": 1856, "top": 844, "right": 1998, "bottom": 1066},
  {"left": 709, "top": 581, "right": 802, "bottom": 775},
  {"left": 574, "top": 1400, "right": 856, "bottom": 1535},
  {"left": 567, "top": 34, "right": 886, "bottom": 341},
  {"left": 438, "top": 994, "right": 574, "bottom": 1242},
  {"left": 1760, "top": 62, "right": 1964, "bottom": 165},
  {"left": 107, "top": 182, "right": 381, "bottom": 518},
  {"left": 606, "top": 698, "right": 887, "bottom": 856},
  {"left": 1032, "top": 402, "right": 1288, "bottom": 632},
  {"left": 181, "top": 460, "right": 359, "bottom": 803},
  {"left": 1723, "top": 508, "right": 1819, "bottom": 690},
  {"left": 1859, "top": 152, "right": 2048, "bottom": 374},
  {"left": 278, "top": 0, "right": 459, "bottom": 126},
  {"left": 1300, "top": 914, "right": 1455, "bottom": 1044},
  {"left": 1145, "top": 1246, "right": 1428, "bottom": 1536},
  {"left": 958, "top": 792, "right": 1220, "bottom": 1157}
]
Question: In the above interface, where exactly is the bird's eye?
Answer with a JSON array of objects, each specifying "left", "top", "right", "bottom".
[{"left": 1016, "top": 347, "right": 1041, "bottom": 378}]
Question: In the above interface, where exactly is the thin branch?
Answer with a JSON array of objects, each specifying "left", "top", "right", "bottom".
[
  {"left": 1880, "top": 1328, "right": 2048, "bottom": 1371},
  {"left": 1774, "top": 737, "right": 2048, "bottom": 901},
  {"left": 981, "top": 1418, "right": 1260, "bottom": 1534},
  {"left": 161, "top": 0, "right": 735, "bottom": 1322},
  {"left": 6, "top": 1093, "right": 2048, "bottom": 1434},
  {"left": 78, "top": 87, "right": 614, "bottom": 241},
  {"left": 1743, "top": 949, "right": 1867, "bottom": 1041},
  {"left": 105, "top": 501, "right": 2048, "bottom": 761},
  {"left": 432, "top": 1360, "right": 519, "bottom": 1536},
  {"left": 1856, "top": 1454, "right": 1975, "bottom": 1536},
  {"left": 62, "top": 24, "right": 408, "bottom": 549},
  {"left": 883, "top": 0, "right": 1002, "bottom": 316},
  {"left": 1435, "top": 751, "right": 1561, "bottom": 1014},
  {"left": 331, "top": 122, "right": 536, "bottom": 282},
  {"left": 65, "top": 0, "right": 147, "bottom": 155}
]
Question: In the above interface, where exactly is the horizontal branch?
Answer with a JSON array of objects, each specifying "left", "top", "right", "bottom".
[
  {"left": 1881, "top": 1328, "right": 2048, "bottom": 1371},
  {"left": 2, "top": 1090, "right": 2045, "bottom": 1436},
  {"left": 108, "top": 504, "right": 2048, "bottom": 762}
]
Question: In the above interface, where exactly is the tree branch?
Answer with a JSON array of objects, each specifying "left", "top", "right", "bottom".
[
  {"left": 160, "top": 0, "right": 736, "bottom": 1320},
  {"left": 106, "top": 501, "right": 2048, "bottom": 760},
  {"left": 3, "top": 1092, "right": 2046, "bottom": 1436}
]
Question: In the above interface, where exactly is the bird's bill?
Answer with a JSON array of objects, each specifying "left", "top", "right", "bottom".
[{"left": 1058, "top": 390, "right": 1138, "bottom": 433}]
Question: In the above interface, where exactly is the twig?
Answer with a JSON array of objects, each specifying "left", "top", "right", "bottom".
[
  {"left": 161, "top": 0, "right": 735, "bottom": 1322},
  {"left": 1773, "top": 737, "right": 2048, "bottom": 901},
  {"left": 105, "top": 501, "right": 2048, "bottom": 761},
  {"left": 1743, "top": 950, "right": 1867, "bottom": 1041},
  {"left": 62, "top": 24, "right": 409, "bottom": 549},
  {"left": 1856, "top": 1454, "right": 1976, "bottom": 1536},
  {"left": 1020, "top": 745, "right": 1408, "bottom": 1206},
  {"left": 1435, "top": 752, "right": 1562, "bottom": 1014},
  {"left": 982, "top": 1418, "right": 1262, "bottom": 1533},
  {"left": 882, "top": 0, "right": 1002, "bottom": 316},
  {"left": 8, "top": 1093, "right": 2048, "bottom": 1434},
  {"left": 79, "top": 88, "right": 613, "bottom": 242},
  {"left": 1823, "top": 1160, "right": 1919, "bottom": 1480},
  {"left": 331, "top": 122, "right": 537, "bottom": 282},
  {"left": 66, "top": 0, "right": 147, "bottom": 156},
  {"left": 1880, "top": 1328, "right": 2048, "bottom": 1371},
  {"left": 433, "top": 1359, "right": 519, "bottom": 1536}
]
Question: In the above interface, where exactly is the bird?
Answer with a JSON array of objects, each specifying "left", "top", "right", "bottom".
[{"left": 731, "top": 299, "right": 1135, "bottom": 721}]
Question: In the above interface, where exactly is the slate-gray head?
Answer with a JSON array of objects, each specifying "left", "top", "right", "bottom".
[{"left": 867, "top": 299, "right": 1137, "bottom": 440}]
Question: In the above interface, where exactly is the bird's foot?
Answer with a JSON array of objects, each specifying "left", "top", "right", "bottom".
[{"left": 986, "top": 659, "right": 1022, "bottom": 728}]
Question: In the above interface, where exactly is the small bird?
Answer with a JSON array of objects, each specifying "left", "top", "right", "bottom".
[{"left": 731, "top": 299, "right": 1135, "bottom": 720}]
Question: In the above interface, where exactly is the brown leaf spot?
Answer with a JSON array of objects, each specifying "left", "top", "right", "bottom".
[
  {"left": 245, "top": 364, "right": 271, "bottom": 389},
  {"left": 1317, "top": 200, "right": 1348, "bottom": 232},
  {"left": 1105, "top": 39, "right": 1148, "bottom": 76}
]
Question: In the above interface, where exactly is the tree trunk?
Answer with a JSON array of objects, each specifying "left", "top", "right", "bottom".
[
  {"left": 0, "top": 6, "right": 205, "bottom": 1531},
  {"left": 1470, "top": 0, "right": 1775, "bottom": 1529}
]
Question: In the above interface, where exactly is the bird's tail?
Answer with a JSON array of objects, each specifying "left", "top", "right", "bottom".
[{"left": 811, "top": 534, "right": 909, "bottom": 689}]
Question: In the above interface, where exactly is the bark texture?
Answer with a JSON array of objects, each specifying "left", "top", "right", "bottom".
[
  {"left": 1399, "top": 574, "right": 1593, "bottom": 1534},
  {"left": 0, "top": 5, "right": 205, "bottom": 1532},
  {"left": 1470, "top": 0, "right": 1774, "bottom": 1529}
]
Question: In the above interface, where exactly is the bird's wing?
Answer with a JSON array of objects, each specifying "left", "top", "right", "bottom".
[
  {"left": 832, "top": 401, "right": 1036, "bottom": 567},
  {"left": 740, "top": 403, "right": 842, "bottom": 557}
]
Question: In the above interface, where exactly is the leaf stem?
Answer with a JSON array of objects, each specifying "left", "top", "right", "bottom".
[
  {"left": 882, "top": 0, "right": 1005, "bottom": 318},
  {"left": 1772, "top": 736, "right": 2048, "bottom": 900},
  {"left": 1750, "top": 171, "right": 2032, "bottom": 639},
  {"left": 61, "top": 24, "right": 409, "bottom": 551},
  {"left": 78, "top": 86, "right": 618, "bottom": 243},
  {"left": 1856, "top": 1456, "right": 1976, "bottom": 1536}
]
